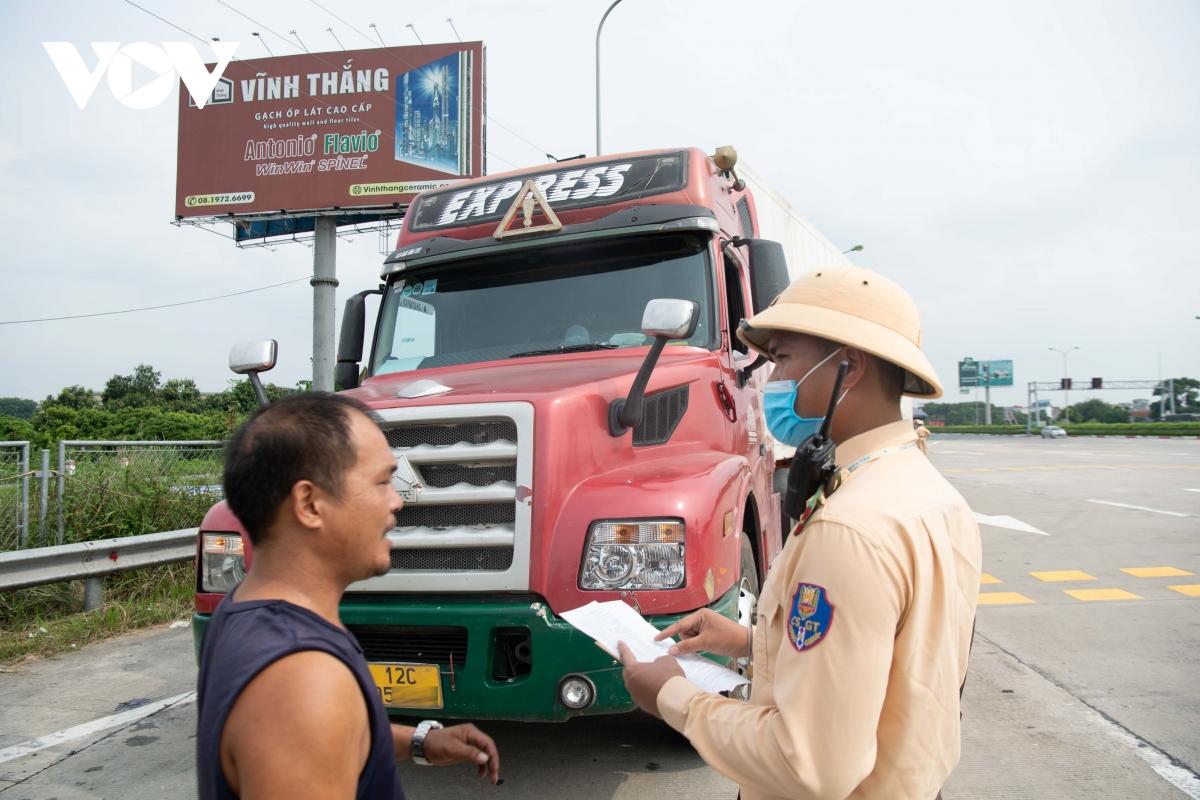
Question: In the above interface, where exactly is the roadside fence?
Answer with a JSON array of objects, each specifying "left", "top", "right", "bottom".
[{"left": 0, "top": 440, "right": 225, "bottom": 552}]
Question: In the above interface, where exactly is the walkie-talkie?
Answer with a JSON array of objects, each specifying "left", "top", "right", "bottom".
[{"left": 783, "top": 360, "right": 850, "bottom": 525}]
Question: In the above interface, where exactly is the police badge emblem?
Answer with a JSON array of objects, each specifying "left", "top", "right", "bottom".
[{"left": 787, "top": 582, "right": 835, "bottom": 652}]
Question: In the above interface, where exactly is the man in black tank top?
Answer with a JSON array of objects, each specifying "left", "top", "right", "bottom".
[{"left": 197, "top": 393, "right": 500, "bottom": 799}]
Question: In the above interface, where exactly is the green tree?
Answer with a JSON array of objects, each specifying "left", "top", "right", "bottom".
[
  {"left": 160, "top": 378, "right": 203, "bottom": 413},
  {"left": 919, "top": 401, "right": 1019, "bottom": 426},
  {"left": 43, "top": 385, "right": 98, "bottom": 411},
  {"left": 0, "top": 397, "right": 37, "bottom": 419},
  {"left": 98, "top": 407, "right": 226, "bottom": 441},
  {"left": 0, "top": 415, "right": 35, "bottom": 442},
  {"left": 210, "top": 378, "right": 295, "bottom": 415},
  {"left": 102, "top": 364, "right": 162, "bottom": 409},
  {"left": 30, "top": 404, "right": 82, "bottom": 449},
  {"left": 1065, "top": 398, "right": 1127, "bottom": 423},
  {"left": 1151, "top": 377, "right": 1199, "bottom": 420}
]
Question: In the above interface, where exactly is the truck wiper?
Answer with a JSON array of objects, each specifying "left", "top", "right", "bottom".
[{"left": 509, "top": 342, "right": 620, "bottom": 358}]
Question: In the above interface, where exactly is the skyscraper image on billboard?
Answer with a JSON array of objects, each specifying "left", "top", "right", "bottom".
[{"left": 394, "top": 50, "right": 473, "bottom": 175}]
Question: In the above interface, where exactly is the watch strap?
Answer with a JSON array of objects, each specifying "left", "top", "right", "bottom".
[{"left": 411, "top": 720, "right": 443, "bottom": 766}]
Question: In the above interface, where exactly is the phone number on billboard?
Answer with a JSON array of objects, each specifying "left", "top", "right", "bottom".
[{"left": 185, "top": 192, "right": 256, "bottom": 207}]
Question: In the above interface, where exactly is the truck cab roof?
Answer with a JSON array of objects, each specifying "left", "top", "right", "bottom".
[{"left": 383, "top": 147, "right": 752, "bottom": 276}]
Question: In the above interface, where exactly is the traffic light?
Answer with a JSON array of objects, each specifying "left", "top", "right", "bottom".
[
  {"left": 1060, "top": 378, "right": 1073, "bottom": 390},
  {"left": 1091, "top": 378, "right": 1103, "bottom": 389}
]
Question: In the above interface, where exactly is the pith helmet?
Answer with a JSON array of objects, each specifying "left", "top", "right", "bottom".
[{"left": 738, "top": 267, "right": 944, "bottom": 398}]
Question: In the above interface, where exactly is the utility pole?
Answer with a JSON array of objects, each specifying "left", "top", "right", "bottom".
[
  {"left": 1050, "top": 346, "right": 1079, "bottom": 422},
  {"left": 595, "top": 0, "right": 625, "bottom": 156}
]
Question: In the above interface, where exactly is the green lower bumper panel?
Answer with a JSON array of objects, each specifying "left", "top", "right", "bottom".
[{"left": 193, "top": 586, "right": 739, "bottom": 722}]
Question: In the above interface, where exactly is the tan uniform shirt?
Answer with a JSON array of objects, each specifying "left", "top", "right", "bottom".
[
  {"left": 915, "top": 424, "right": 930, "bottom": 454},
  {"left": 658, "top": 420, "right": 982, "bottom": 800}
]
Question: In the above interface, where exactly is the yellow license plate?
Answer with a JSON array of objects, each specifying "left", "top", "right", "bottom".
[{"left": 368, "top": 663, "right": 443, "bottom": 710}]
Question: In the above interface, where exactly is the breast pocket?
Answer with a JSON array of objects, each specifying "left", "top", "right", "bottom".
[{"left": 752, "top": 570, "right": 787, "bottom": 687}]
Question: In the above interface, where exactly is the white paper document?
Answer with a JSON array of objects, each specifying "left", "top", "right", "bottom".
[{"left": 561, "top": 600, "right": 750, "bottom": 694}]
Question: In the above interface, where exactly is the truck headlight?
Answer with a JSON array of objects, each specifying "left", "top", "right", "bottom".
[
  {"left": 201, "top": 533, "right": 246, "bottom": 593},
  {"left": 579, "top": 519, "right": 685, "bottom": 590}
]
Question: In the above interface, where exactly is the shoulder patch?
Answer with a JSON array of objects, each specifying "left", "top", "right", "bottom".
[{"left": 787, "top": 582, "right": 835, "bottom": 652}]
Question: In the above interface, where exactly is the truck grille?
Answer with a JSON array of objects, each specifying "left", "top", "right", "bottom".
[
  {"left": 348, "top": 624, "right": 467, "bottom": 666},
  {"left": 390, "top": 547, "right": 515, "bottom": 571},
  {"left": 395, "top": 503, "right": 514, "bottom": 529},
  {"left": 419, "top": 463, "right": 517, "bottom": 488},
  {"left": 385, "top": 421, "right": 517, "bottom": 448},
  {"left": 382, "top": 413, "right": 523, "bottom": 579}
]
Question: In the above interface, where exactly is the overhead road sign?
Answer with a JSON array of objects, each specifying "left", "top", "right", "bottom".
[{"left": 959, "top": 357, "right": 1013, "bottom": 388}]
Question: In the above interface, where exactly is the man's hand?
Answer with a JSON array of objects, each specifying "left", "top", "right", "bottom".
[
  {"left": 654, "top": 608, "right": 749, "bottom": 658},
  {"left": 422, "top": 724, "right": 501, "bottom": 784},
  {"left": 618, "top": 641, "right": 684, "bottom": 718}
]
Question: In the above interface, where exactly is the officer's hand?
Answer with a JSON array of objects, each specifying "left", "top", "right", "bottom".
[
  {"left": 422, "top": 724, "right": 501, "bottom": 784},
  {"left": 617, "top": 641, "right": 684, "bottom": 718},
  {"left": 654, "top": 608, "right": 749, "bottom": 658}
]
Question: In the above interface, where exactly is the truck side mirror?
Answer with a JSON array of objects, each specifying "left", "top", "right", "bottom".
[
  {"left": 335, "top": 287, "right": 384, "bottom": 391},
  {"left": 609, "top": 299, "right": 699, "bottom": 435},
  {"left": 641, "top": 297, "right": 700, "bottom": 340},
  {"left": 736, "top": 239, "right": 791, "bottom": 315},
  {"left": 229, "top": 339, "right": 277, "bottom": 408}
]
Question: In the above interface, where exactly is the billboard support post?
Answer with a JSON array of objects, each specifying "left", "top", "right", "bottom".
[{"left": 312, "top": 217, "right": 338, "bottom": 392}]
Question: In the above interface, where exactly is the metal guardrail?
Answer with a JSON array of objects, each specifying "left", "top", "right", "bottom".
[{"left": 0, "top": 528, "right": 197, "bottom": 609}]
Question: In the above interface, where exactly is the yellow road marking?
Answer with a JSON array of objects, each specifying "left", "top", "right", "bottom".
[
  {"left": 1065, "top": 588, "right": 1141, "bottom": 602},
  {"left": 1168, "top": 584, "right": 1200, "bottom": 597},
  {"left": 978, "top": 592, "right": 1034, "bottom": 606},
  {"left": 1121, "top": 566, "right": 1194, "bottom": 578},
  {"left": 980, "top": 573, "right": 1002, "bottom": 585},
  {"left": 1030, "top": 570, "right": 1096, "bottom": 582}
]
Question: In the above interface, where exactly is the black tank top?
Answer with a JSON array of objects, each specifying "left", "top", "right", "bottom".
[{"left": 196, "top": 591, "right": 405, "bottom": 800}]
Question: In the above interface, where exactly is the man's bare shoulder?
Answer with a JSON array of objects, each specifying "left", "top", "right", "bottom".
[{"left": 221, "top": 650, "right": 371, "bottom": 798}]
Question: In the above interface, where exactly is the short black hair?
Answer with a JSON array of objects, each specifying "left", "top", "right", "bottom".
[{"left": 223, "top": 392, "right": 378, "bottom": 544}]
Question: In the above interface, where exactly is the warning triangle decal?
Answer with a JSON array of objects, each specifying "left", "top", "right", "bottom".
[{"left": 493, "top": 179, "right": 563, "bottom": 239}]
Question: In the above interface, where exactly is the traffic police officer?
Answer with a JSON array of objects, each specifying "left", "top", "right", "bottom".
[
  {"left": 619, "top": 267, "right": 982, "bottom": 800},
  {"left": 915, "top": 418, "right": 931, "bottom": 454}
]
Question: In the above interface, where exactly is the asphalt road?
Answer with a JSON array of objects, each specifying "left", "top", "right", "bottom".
[{"left": 1, "top": 435, "right": 1197, "bottom": 799}]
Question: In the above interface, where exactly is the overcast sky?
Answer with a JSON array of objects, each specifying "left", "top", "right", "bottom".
[{"left": 1, "top": 0, "right": 1197, "bottom": 409}]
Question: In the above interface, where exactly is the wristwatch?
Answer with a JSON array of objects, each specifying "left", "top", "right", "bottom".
[{"left": 411, "top": 720, "right": 443, "bottom": 766}]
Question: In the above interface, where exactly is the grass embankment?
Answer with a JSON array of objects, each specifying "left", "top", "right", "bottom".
[
  {"left": 936, "top": 423, "right": 1200, "bottom": 436},
  {"left": 1, "top": 448, "right": 216, "bottom": 665},
  {"left": 0, "top": 562, "right": 194, "bottom": 665}
]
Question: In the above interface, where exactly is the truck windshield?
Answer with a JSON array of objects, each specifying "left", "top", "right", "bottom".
[{"left": 370, "top": 234, "right": 716, "bottom": 374}]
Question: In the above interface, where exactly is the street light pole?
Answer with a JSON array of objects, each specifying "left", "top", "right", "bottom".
[
  {"left": 595, "top": 0, "right": 625, "bottom": 156},
  {"left": 1049, "top": 346, "right": 1079, "bottom": 422}
]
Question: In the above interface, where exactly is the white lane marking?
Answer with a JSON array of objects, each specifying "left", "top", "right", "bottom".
[
  {"left": 0, "top": 691, "right": 196, "bottom": 764},
  {"left": 1087, "top": 499, "right": 1189, "bottom": 518},
  {"left": 1094, "top": 704, "right": 1200, "bottom": 799},
  {"left": 973, "top": 512, "right": 1049, "bottom": 536},
  {"left": 1186, "top": 488, "right": 1200, "bottom": 494}
]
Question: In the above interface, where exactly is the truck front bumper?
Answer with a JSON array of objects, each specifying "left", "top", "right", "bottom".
[{"left": 192, "top": 585, "right": 739, "bottom": 722}]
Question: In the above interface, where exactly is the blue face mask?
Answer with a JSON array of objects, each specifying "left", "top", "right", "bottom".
[{"left": 763, "top": 348, "right": 846, "bottom": 447}]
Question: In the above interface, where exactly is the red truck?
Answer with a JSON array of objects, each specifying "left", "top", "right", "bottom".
[{"left": 195, "top": 146, "right": 805, "bottom": 720}]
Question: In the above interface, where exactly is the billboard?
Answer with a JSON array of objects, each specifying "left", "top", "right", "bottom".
[
  {"left": 959, "top": 358, "right": 1014, "bottom": 388},
  {"left": 175, "top": 43, "right": 484, "bottom": 220}
]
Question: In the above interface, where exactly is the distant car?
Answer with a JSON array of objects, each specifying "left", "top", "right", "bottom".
[{"left": 1041, "top": 426, "right": 1067, "bottom": 439}]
